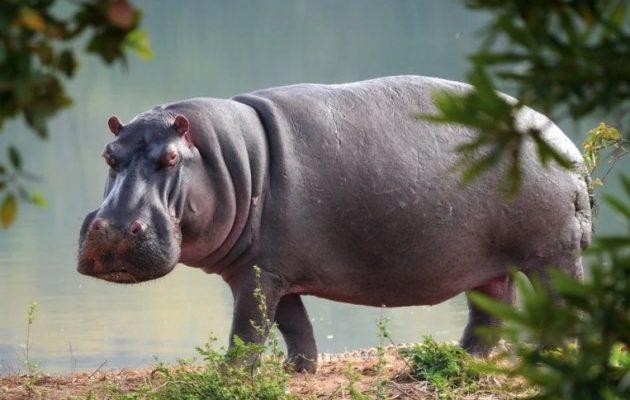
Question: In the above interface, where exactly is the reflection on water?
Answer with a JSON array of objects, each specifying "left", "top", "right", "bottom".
[{"left": 0, "top": 0, "right": 625, "bottom": 375}]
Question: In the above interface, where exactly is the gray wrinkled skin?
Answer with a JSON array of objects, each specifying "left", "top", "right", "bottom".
[{"left": 78, "top": 76, "right": 592, "bottom": 373}]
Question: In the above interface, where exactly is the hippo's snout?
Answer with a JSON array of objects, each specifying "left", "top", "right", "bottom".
[{"left": 78, "top": 212, "right": 179, "bottom": 284}]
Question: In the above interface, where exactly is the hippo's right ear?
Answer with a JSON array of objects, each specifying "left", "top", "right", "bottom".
[
  {"left": 173, "top": 114, "right": 193, "bottom": 147},
  {"left": 108, "top": 116, "right": 123, "bottom": 136}
]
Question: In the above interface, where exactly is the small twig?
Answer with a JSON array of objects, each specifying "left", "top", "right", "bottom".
[
  {"left": 387, "top": 338, "right": 425, "bottom": 385},
  {"left": 88, "top": 359, "right": 107, "bottom": 379},
  {"left": 327, "top": 385, "right": 342, "bottom": 399},
  {"left": 387, "top": 380, "right": 424, "bottom": 400},
  {"left": 600, "top": 148, "right": 630, "bottom": 183}
]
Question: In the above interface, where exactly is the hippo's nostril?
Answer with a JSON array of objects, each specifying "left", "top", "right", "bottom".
[
  {"left": 91, "top": 218, "right": 107, "bottom": 232},
  {"left": 130, "top": 220, "right": 144, "bottom": 235}
]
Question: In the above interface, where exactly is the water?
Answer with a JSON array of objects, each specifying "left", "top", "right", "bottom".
[{"left": 0, "top": 0, "right": 625, "bottom": 375}]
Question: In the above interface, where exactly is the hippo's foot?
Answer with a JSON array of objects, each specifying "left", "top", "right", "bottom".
[
  {"left": 460, "top": 335, "right": 494, "bottom": 358},
  {"left": 285, "top": 353, "right": 317, "bottom": 373}
]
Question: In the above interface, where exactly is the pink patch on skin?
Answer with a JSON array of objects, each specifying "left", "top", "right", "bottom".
[
  {"left": 252, "top": 196, "right": 259, "bottom": 206},
  {"left": 290, "top": 284, "right": 311, "bottom": 295},
  {"left": 481, "top": 276, "right": 507, "bottom": 286},
  {"left": 478, "top": 276, "right": 509, "bottom": 297}
]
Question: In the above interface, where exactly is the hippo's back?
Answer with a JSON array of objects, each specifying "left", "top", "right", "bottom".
[{"left": 234, "top": 76, "right": 591, "bottom": 306}]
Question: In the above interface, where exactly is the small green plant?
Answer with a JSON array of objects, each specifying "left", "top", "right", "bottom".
[
  {"left": 374, "top": 308, "right": 390, "bottom": 400},
  {"left": 340, "top": 361, "right": 370, "bottom": 400},
  {"left": 134, "top": 338, "right": 292, "bottom": 400},
  {"left": 249, "top": 266, "right": 284, "bottom": 369},
  {"left": 582, "top": 122, "right": 629, "bottom": 184},
  {"left": 104, "top": 267, "right": 293, "bottom": 400},
  {"left": 21, "top": 301, "right": 40, "bottom": 376},
  {"left": 400, "top": 336, "right": 479, "bottom": 399}
]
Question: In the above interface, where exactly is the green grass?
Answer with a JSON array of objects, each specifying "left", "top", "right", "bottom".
[
  {"left": 400, "top": 336, "right": 480, "bottom": 399},
  {"left": 103, "top": 337, "right": 293, "bottom": 400}
]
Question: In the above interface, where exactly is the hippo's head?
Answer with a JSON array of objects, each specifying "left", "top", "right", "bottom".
[{"left": 78, "top": 112, "right": 205, "bottom": 283}]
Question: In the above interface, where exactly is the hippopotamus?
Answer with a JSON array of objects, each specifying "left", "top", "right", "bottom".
[{"left": 77, "top": 76, "right": 593, "bottom": 373}]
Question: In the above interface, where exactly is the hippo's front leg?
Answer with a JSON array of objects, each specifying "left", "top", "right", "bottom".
[
  {"left": 226, "top": 267, "right": 286, "bottom": 357},
  {"left": 275, "top": 294, "right": 318, "bottom": 373}
]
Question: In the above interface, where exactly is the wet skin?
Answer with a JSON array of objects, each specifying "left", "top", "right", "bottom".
[{"left": 78, "top": 76, "right": 593, "bottom": 373}]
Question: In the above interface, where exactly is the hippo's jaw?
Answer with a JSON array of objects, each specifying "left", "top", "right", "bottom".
[
  {"left": 77, "top": 263, "right": 141, "bottom": 284},
  {"left": 78, "top": 264, "right": 171, "bottom": 284}
]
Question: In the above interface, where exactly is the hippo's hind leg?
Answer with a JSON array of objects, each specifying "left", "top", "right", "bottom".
[
  {"left": 524, "top": 254, "right": 584, "bottom": 301},
  {"left": 461, "top": 275, "right": 515, "bottom": 357},
  {"left": 275, "top": 294, "right": 318, "bottom": 373}
]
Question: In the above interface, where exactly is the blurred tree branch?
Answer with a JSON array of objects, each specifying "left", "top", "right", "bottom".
[
  {"left": 0, "top": 0, "right": 152, "bottom": 228},
  {"left": 434, "top": 2, "right": 630, "bottom": 398},
  {"left": 425, "top": 0, "right": 630, "bottom": 194}
]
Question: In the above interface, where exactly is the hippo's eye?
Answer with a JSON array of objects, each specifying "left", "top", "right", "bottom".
[{"left": 161, "top": 150, "right": 179, "bottom": 169}]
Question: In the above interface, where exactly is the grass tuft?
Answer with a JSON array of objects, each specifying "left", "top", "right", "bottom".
[{"left": 400, "top": 336, "right": 480, "bottom": 399}]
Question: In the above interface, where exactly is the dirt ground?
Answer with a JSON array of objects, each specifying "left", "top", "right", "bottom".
[{"left": 0, "top": 349, "right": 520, "bottom": 400}]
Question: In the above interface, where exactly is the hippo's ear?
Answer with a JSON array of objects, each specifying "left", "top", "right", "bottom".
[
  {"left": 173, "top": 115, "right": 189, "bottom": 136},
  {"left": 173, "top": 114, "right": 193, "bottom": 147},
  {"left": 108, "top": 116, "right": 123, "bottom": 136}
]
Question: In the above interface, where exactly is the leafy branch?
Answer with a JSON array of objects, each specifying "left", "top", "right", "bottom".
[
  {"left": 582, "top": 122, "right": 630, "bottom": 185},
  {"left": 423, "top": 0, "right": 630, "bottom": 193},
  {"left": 0, "top": 0, "right": 152, "bottom": 228}
]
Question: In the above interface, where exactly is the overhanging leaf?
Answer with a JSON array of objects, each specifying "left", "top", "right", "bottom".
[
  {"left": 603, "top": 193, "right": 630, "bottom": 219},
  {"left": 1, "top": 194, "right": 17, "bottom": 228},
  {"left": 124, "top": 29, "right": 153, "bottom": 60},
  {"left": 8, "top": 146, "right": 22, "bottom": 171},
  {"left": 468, "top": 292, "right": 530, "bottom": 325},
  {"left": 30, "top": 192, "right": 47, "bottom": 207}
]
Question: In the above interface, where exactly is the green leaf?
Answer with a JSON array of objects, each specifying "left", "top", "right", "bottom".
[
  {"left": 531, "top": 133, "right": 572, "bottom": 168},
  {"left": 8, "top": 146, "right": 22, "bottom": 170},
  {"left": 502, "top": 151, "right": 523, "bottom": 198},
  {"left": 86, "top": 30, "right": 127, "bottom": 65},
  {"left": 461, "top": 150, "right": 500, "bottom": 183},
  {"left": 620, "top": 174, "right": 630, "bottom": 198},
  {"left": 594, "top": 236, "right": 630, "bottom": 249},
  {"left": 30, "top": 192, "right": 47, "bottom": 207},
  {"left": 124, "top": 29, "right": 153, "bottom": 60},
  {"left": 1, "top": 194, "right": 17, "bottom": 228},
  {"left": 603, "top": 193, "right": 630, "bottom": 219},
  {"left": 57, "top": 49, "right": 77, "bottom": 78},
  {"left": 549, "top": 269, "right": 591, "bottom": 298},
  {"left": 468, "top": 292, "right": 529, "bottom": 325},
  {"left": 610, "top": 343, "right": 630, "bottom": 368}
]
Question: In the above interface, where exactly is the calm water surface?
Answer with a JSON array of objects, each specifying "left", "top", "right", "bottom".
[{"left": 0, "top": 0, "right": 625, "bottom": 375}]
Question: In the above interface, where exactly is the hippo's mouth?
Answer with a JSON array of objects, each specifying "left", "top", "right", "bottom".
[
  {"left": 80, "top": 266, "right": 172, "bottom": 284},
  {"left": 77, "top": 256, "right": 175, "bottom": 284},
  {"left": 92, "top": 270, "right": 140, "bottom": 284}
]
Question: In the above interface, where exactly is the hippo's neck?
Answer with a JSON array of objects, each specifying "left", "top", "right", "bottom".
[{"left": 171, "top": 99, "right": 269, "bottom": 276}]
